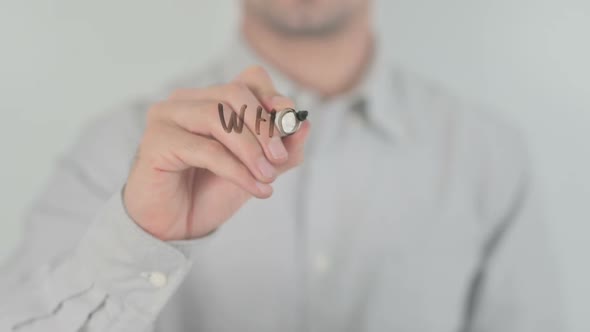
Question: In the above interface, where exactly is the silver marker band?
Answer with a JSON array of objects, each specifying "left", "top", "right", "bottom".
[{"left": 275, "top": 108, "right": 308, "bottom": 136}]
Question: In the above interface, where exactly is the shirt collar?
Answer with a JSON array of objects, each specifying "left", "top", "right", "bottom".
[{"left": 220, "top": 32, "right": 407, "bottom": 142}]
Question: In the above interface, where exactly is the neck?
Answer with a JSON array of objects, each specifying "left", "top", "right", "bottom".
[{"left": 241, "top": 6, "right": 374, "bottom": 98}]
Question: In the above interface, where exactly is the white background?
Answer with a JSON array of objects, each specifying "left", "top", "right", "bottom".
[{"left": 0, "top": 0, "right": 588, "bottom": 330}]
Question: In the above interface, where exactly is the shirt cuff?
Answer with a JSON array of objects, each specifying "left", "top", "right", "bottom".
[{"left": 59, "top": 189, "right": 214, "bottom": 317}]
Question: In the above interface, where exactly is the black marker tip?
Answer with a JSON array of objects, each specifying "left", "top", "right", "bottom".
[{"left": 296, "top": 110, "right": 308, "bottom": 121}]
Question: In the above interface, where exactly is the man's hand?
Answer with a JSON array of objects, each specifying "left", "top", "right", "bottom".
[{"left": 123, "top": 66, "right": 310, "bottom": 241}]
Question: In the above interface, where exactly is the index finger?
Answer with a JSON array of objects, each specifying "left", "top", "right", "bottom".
[{"left": 233, "top": 65, "right": 296, "bottom": 112}]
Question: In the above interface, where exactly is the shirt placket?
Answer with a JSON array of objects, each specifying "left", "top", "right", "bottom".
[{"left": 290, "top": 89, "right": 356, "bottom": 331}]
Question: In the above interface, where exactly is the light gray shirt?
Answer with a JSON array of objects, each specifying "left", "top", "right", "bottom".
[{"left": 0, "top": 36, "right": 563, "bottom": 332}]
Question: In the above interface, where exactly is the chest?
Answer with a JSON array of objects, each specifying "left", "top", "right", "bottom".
[{"left": 159, "top": 125, "right": 483, "bottom": 332}]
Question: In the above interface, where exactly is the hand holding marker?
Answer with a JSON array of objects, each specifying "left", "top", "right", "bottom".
[{"left": 123, "top": 65, "right": 310, "bottom": 241}]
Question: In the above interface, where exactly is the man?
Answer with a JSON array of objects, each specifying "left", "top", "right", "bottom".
[{"left": 0, "top": 0, "right": 562, "bottom": 331}]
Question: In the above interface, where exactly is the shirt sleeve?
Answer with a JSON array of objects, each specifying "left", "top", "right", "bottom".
[
  {"left": 0, "top": 187, "right": 205, "bottom": 332},
  {"left": 0, "top": 107, "right": 208, "bottom": 331}
]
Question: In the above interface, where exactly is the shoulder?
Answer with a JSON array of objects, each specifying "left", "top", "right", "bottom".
[
  {"left": 391, "top": 66, "right": 525, "bottom": 155},
  {"left": 392, "top": 66, "right": 531, "bottom": 222}
]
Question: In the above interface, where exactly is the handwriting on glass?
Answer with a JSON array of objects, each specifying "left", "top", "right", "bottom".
[{"left": 217, "top": 103, "right": 279, "bottom": 137}]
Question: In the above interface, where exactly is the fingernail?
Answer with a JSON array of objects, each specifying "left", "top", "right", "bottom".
[
  {"left": 256, "top": 181, "right": 273, "bottom": 195},
  {"left": 268, "top": 136, "right": 288, "bottom": 160},
  {"left": 257, "top": 156, "right": 276, "bottom": 179}
]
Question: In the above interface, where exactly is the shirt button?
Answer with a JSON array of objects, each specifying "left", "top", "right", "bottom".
[
  {"left": 312, "top": 253, "right": 332, "bottom": 275},
  {"left": 143, "top": 272, "right": 168, "bottom": 288}
]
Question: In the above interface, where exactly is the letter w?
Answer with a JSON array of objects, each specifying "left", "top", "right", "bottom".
[{"left": 218, "top": 103, "right": 246, "bottom": 133}]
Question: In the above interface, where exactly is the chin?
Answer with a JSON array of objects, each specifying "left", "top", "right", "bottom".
[{"left": 248, "top": 0, "right": 364, "bottom": 37}]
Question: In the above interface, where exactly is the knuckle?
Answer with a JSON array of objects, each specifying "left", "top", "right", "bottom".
[
  {"left": 147, "top": 101, "right": 168, "bottom": 121},
  {"left": 185, "top": 100, "right": 205, "bottom": 113},
  {"left": 245, "top": 65, "right": 268, "bottom": 77},
  {"left": 176, "top": 100, "right": 205, "bottom": 121},
  {"left": 226, "top": 81, "right": 248, "bottom": 97},
  {"left": 168, "top": 88, "right": 191, "bottom": 100}
]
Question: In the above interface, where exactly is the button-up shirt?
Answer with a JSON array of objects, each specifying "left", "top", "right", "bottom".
[{"left": 0, "top": 35, "right": 563, "bottom": 332}]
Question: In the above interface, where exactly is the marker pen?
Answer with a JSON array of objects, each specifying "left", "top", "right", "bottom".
[{"left": 275, "top": 108, "right": 308, "bottom": 136}]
